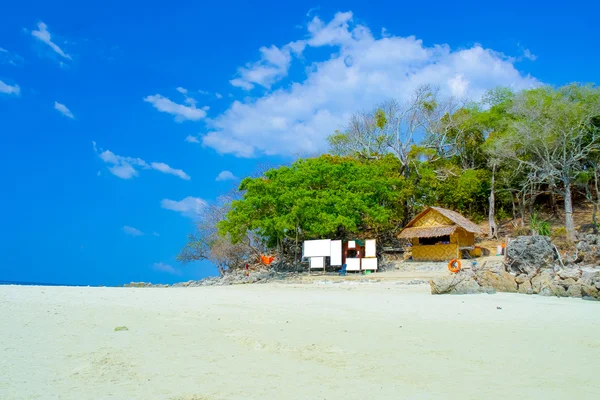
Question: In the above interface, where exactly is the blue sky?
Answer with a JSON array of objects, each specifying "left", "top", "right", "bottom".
[{"left": 0, "top": 1, "right": 598, "bottom": 286}]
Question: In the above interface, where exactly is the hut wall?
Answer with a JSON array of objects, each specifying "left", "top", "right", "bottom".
[
  {"left": 412, "top": 244, "right": 459, "bottom": 261},
  {"left": 456, "top": 229, "right": 475, "bottom": 247}
]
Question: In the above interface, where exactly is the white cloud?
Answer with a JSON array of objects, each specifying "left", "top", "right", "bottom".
[
  {"left": 523, "top": 49, "right": 537, "bottom": 61},
  {"left": 161, "top": 196, "right": 207, "bottom": 218},
  {"left": 176, "top": 86, "right": 188, "bottom": 94},
  {"left": 215, "top": 170, "right": 238, "bottom": 181},
  {"left": 144, "top": 94, "right": 207, "bottom": 122},
  {"left": 150, "top": 162, "right": 190, "bottom": 180},
  {"left": 123, "top": 226, "right": 143, "bottom": 236},
  {"left": 0, "top": 48, "right": 24, "bottom": 66},
  {"left": 31, "top": 22, "right": 71, "bottom": 60},
  {"left": 54, "top": 101, "right": 74, "bottom": 119},
  {"left": 185, "top": 135, "right": 200, "bottom": 143},
  {"left": 153, "top": 262, "right": 181, "bottom": 275},
  {"left": 229, "top": 41, "right": 305, "bottom": 90},
  {"left": 215, "top": 92, "right": 223, "bottom": 99},
  {"left": 0, "top": 80, "right": 20, "bottom": 95},
  {"left": 93, "top": 142, "right": 191, "bottom": 180},
  {"left": 204, "top": 11, "right": 539, "bottom": 158},
  {"left": 306, "top": 6, "right": 320, "bottom": 17}
]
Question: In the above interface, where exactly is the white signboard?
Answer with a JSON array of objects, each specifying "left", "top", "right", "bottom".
[
  {"left": 346, "top": 258, "right": 361, "bottom": 271},
  {"left": 330, "top": 240, "right": 342, "bottom": 266},
  {"left": 362, "top": 258, "right": 378, "bottom": 271},
  {"left": 365, "top": 239, "right": 376, "bottom": 258},
  {"left": 303, "top": 239, "right": 331, "bottom": 258},
  {"left": 309, "top": 256, "right": 325, "bottom": 269}
]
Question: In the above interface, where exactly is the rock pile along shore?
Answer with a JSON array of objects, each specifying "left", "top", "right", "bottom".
[{"left": 431, "top": 235, "right": 600, "bottom": 300}]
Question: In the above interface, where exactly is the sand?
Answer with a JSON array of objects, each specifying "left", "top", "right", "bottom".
[{"left": 1, "top": 283, "right": 599, "bottom": 400}]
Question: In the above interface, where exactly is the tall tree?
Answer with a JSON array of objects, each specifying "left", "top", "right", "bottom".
[{"left": 488, "top": 84, "right": 600, "bottom": 242}]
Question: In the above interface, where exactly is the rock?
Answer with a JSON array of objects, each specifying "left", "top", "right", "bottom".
[
  {"left": 540, "top": 283, "right": 567, "bottom": 297},
  {"left": 581, "top": 285, "right": 599, "bottom": 299},
  {"left": 560, "top": 277, "right": 577, "bottom": 288},
  {"left": 566, "top": 284, "right": 583, "bottom": 298},
  {"left": 506, "top": 236, "right": 555, "bottom": 274},
  {"left": 481, "top": 260, "right": 507, "bottom": 274},
  {"left": 576, "top": 241, "right": 592, "bottom": 253},
  {"left": 583, "top": 234, "right": 599, "bottom": 245},
  {"left": 580, "top": 267, "right": 600, "bottom": 282},
  {"left": 515, "top": 274, "right": 529, "bottom": 284},
  {"left": 557, "top": 268, "right": 582, "bottom": 280},
  {"left": 475, "top": 270, "right": 518, "bottom": 293},
  {"left": 517, "top": 279, "right": 533, "bottom": 294},
  {"left": 429, "top": 271, "right": 482, "bottom": 295},
  {"left": 531, "top": 270, "right": 554, "bottom": 294}
]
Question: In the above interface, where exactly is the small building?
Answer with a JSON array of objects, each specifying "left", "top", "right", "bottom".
[{"left": 398, "top": 206, "right": 484, "bottom": 261}]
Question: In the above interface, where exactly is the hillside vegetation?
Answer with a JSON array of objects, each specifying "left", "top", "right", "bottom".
[{"left": 179, "top": 83, "right": 600, "bottom": 274}]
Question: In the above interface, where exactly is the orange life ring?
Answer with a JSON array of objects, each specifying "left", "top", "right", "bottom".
[
  {"left": 260, "top": 255, "right": 275, "bottom": 266},
  {"left": 448, "top": 259, "right": 461, "bottom": 273}
]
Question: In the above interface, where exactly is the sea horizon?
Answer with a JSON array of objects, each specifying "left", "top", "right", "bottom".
[{"left": 0, "top": 280, "right": 94, "bottom": 287}]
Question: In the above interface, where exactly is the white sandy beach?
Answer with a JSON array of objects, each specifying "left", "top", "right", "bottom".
[{"left": 1, "top": 282, "right": 599, "bottom": 400}]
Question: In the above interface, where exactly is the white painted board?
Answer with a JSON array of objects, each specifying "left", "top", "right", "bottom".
[
  {"left": 309, "top": 257, "right": 325, "bottom": 269},
  {"left": 303, "top": 240, "right": 331, "bottom": 257},
  {"left": 348, "top": 240, "right": 356, "bottom": 249},
  {"left": 346, "top": 258, "right": 361, "bottom": 271},
  {"left": 330, "top": 240, "right": 342, "bottom": 266},
  {"left": 362, "top": 258, "right": 378, "bottom": 271},
  {"left": 365, "top": 239, "right": 376, "bottom": 257}
]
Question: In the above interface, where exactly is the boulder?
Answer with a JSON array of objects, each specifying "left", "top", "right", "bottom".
[
  {"left": 539, "top": 282, "right": 567, "bottom": 297},
  {"left": 475, "top": 270, "right": 518, "bottom": 293},
  {"left": 566, "top": 284, "right": 583, "bottom": 298},
  {"left": 430, "top": 271, "right": 482, "bottom": 295},
  {"left": 506, "top": 236, "right": 555, "bottom": 274},
  {"left": 531, "top": 270, "right": 554, "bottom": 294},
  {"left": 583, "top": 234, "right": 599, "bottom": 245},
  {"left": 517, "top": 279, "right": 533, "bottom": 294},
  {"left": 560, "top": 277, "right": 578, "bottom": 288},
  {"left": 581, "top": 284, "right": 599, "bottom": 299},
  {"left": 557, "top": 268, "right": 582, "bottom": 280},
  {"left": 576, "top": 241, "right": 592, "bottom": 253},
  {"left": 515, "top": 274, "right": 529, "bottom": 284},
  {"left": 581, "top": 267, "right": 600, "bottom": 279}
]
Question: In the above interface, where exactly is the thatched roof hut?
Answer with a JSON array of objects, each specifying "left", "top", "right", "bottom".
[{"left": 399, "top": 207, "right": 484, "bottom": 261}]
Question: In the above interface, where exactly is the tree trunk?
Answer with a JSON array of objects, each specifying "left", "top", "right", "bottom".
[
  {"left": 563, "top": 179, "right": 576, "bottom": 242},
  {"left": 549, "top": 181, "right": 561, "bottom": 219},
  {"left": 517, "top": 194, "right": 525, "bottom": 227},
  {"left": 594, "top": 168, "right": 600, "bottom": 234},
  {"left": 593, "top": 202, "right": 598, "bottom": 234},
  {"left": 528, "top": 184, "right": 537, "bottom": 218},
  {"left": 488, "top": 166, "right": 498, "bottom": 239}
]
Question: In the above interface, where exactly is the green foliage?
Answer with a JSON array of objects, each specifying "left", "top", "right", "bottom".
[
  {"left": 530, "top": 212, "right": 551, "bottom": 236},
  {"left": 219, "top": 155, "right": 407, "bottom": 247}
]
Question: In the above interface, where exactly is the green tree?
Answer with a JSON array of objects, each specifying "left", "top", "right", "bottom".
[{"left": 218, "top": 155, "right": 407, "bottom": 258}]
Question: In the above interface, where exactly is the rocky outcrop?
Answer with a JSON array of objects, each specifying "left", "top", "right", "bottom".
[
  {"left": 430, "top": 258, "right": 600, "bottom": 300},
  {"left": 430, "top": 269, "right": 482, "bottom": 295},
  {"left": 505, "top": 236, "right": 556, "bottom": 274}
]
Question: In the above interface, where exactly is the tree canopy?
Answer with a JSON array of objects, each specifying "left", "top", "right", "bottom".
[{"left": 181, "top": 83, "right": 600, "bottom": 272}]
